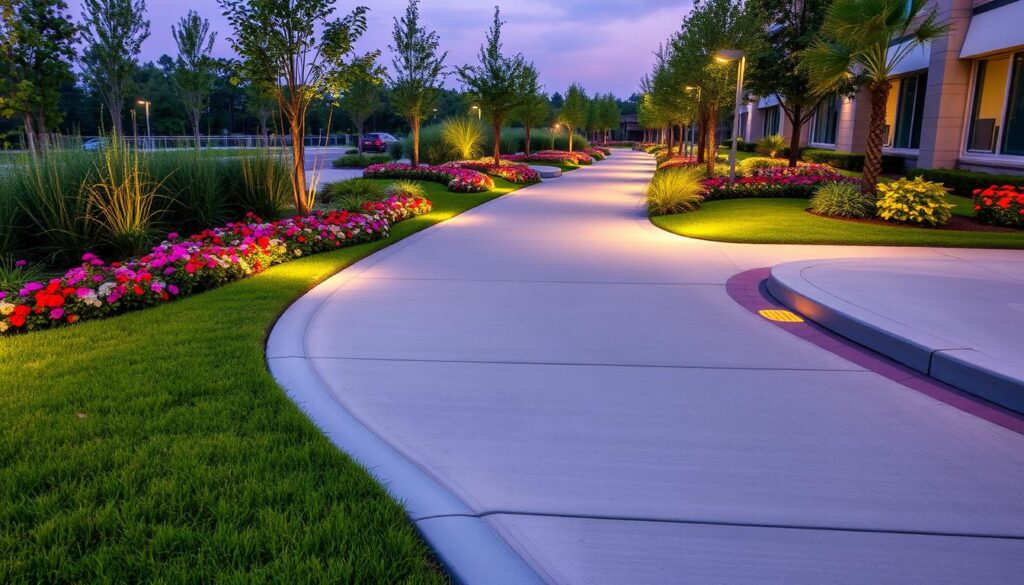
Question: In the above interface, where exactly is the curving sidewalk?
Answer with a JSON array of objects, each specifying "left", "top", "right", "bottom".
[{"left": 268, "top": 150, "right": 1024, "bottom": 584}]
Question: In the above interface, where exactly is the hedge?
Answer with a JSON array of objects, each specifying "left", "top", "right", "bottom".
[
  {"left": 801, "top": 148, "right": 905, "bottom": 174},
  {"left": 906, "top": 167, "right": 1024, "bottom": 198}
]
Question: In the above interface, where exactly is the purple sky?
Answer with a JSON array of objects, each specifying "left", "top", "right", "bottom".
[{"left": 65, "top": 0, "right": 691, "bottom": 97}]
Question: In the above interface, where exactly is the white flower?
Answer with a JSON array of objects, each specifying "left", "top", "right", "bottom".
[{"left": 293, "top": 249, "right": 302, "bottom": 257}]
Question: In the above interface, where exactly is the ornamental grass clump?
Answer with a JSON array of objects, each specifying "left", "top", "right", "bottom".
[
  {"left": 85, "top": 141, "right": 162, "bottom": 257},
  {"left": 441, "top": 116, "right": 485, "bottom": 160},
  {"left": 647, "top": 166, "right": 705, "bottom": 216},
  {"left": 13, "top": 148, "right": 96, "bottom": 264},
  {"left": 384, "top": 180, "right": 427, "bottom": 198},
  {"left": 756, "top": 134, "right": 786, "bottom": 158},
  {"left": 234, "top": 152, "right": 292, "bottom": 220},
  {"left": 876, "top": 176, "right": 953, "bottom": 226},
  {"left": 811, "top": 182, "right": 876, "bottom": 218}
]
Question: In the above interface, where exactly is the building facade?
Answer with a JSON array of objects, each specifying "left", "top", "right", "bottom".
[{"left": 737, "top": 0, "right": 1024, "bottom": 174}]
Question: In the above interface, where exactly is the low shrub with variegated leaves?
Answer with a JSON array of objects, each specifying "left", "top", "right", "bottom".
[
  {"left": 363, "top": 163, "right": 494, "bottom": 192},
  {"left": 0, "top": 197, "right": 432, "bottom": 335}
]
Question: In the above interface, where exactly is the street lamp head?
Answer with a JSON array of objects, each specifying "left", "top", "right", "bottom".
[
  {"left": 684, "top": 86, "right": 698, "bottom": 92},
  {"left": 714, "top": 49, "right": 745, "bottom": 63}
]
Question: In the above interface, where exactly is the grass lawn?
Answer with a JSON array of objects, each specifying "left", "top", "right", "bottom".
[
  {"left": 0, "top": 177, "right": 521, "bottom": 582},
  {"left": 651, "top": 196, "right": 1024, "bottom": 248}
]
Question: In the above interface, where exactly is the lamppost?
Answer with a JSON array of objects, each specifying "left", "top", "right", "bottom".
[
  {"left": 470, "top": 105, "right": 481, "bottom": 120},
  {"left": 715, "top": 49, "right": 745, "bottom": 186},
  {"left": 552, "top": 123, "right": 561, "bottom": 149},
  {"left": 137, "top": 100, "right": 152, "bottom": 150},
  {"left": 684, "top": 86, "right": 701, "bottom": 158}
]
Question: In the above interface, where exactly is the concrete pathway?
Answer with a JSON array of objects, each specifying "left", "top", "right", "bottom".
[
  {"left": 769, "top": 256, "right": 1024, "bottom": 413},
  {"left": 269, "top": 150, "right": 1024, "bottom": 584}
]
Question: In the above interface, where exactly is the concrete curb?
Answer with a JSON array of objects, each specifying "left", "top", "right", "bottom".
[
  {"left": 266, "top": 192, "right": 546, "bottom": 585},
  {"left": 767, "top": 260, "right": 1024, "bottom": 415}
]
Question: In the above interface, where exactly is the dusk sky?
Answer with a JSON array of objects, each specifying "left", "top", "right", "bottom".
[{"left": 64, "top": 0, "right": 691, "bottom": 98}]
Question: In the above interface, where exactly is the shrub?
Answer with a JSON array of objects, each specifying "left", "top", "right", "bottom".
[
  {"left": 502, "top": 150, "right": 594, "bottom": 165},
  {"left": 659, "top": 156, "right": 698, "bottom": 171},
  {"left": 441, "top": 116, "right": 485, "bottom": 160},
  {"left": 331, "top": 153, "right": 392, "bottom": 168},
  {"left": 0, "top": 171, "right": 21, "bottom": 259},
  {"left": 402, "top": 125, "right": 589, "bottom": 164},
  {"left": 321, "top": 178, "right": 389, "bottom": 210},
  {"left": 583, "top": 147, "right": 607, "bottom": 160},
  {"left": 739, "top": 157, "right": 788, "bottom": 174},
  {"left": 802, "top": 148, "right": 905, "bottom": 173},
  {"left": 448, "top": 160, "right": 541, "bottom": 184},
  {"left": 876, "top": 177, "right": 953, "bottom": 226},
  {"left": 810, "top": 182, "right": 876, "bottom": 218},
  {"left": 756, "top": 134, "right": 786, "bottom": 158},
  {"left": 972, "top": 185, "right": 1024, "bottom": 228},
  {"left": 383, "top": 180, "right": 427, "bottom": 199},
  {"left": 908, "top": 167, "right": 1024, "bottom": 198},
  {"left": 387, "top": 140, "right": 404, "bottom": 160},
  {"left": 647, "top": 166, "right": 705, "bottom": 216}
]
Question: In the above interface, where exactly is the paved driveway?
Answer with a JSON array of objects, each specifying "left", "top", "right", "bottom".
[{"left": 269, "top": 150, "right": 1024, "bottom": 584}]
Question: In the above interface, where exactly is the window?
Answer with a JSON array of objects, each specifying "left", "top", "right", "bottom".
[
  {"left": 811, "top": 96, "right": 839, "bottom": 145},
  {"left": 885, "top": 74, "right": 928, "bottom": 149},
  {"left": 1002, "top": 54, "right": 1024, "bottom": 156},
  {"left": 762, "top": 106, "right": 780, "bottom": 137}
]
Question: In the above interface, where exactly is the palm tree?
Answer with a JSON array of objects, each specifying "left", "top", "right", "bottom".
[{"left": 803, "top": 0, "right": 948, "bottom": 194}]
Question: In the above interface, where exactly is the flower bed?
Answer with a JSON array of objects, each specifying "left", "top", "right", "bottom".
[
  {"left": 446, "top": 160, "right": 541, "bottom": 184},
  {"left": 0, "top": 196, "right": 432, "bottom": 335},
  {"left": 702, "top": 174, "right": 857, "bottom": 201},
  {"left": 658, "top": 156, "right": 698, "bottom": 170},
  {"left": 973, "top": 185, "right": 1024, "bottom": 229},
  {"left": 502, "top": 150, "right": 594, "bottom": 165},
  {"left": 596, "top": 140, "right": 636, "bottom": 147},
  {"left": 584, "top": 147, "right": 608, "bottom": 160},
  {"left": 363, "top": 163, "right": 494, "bottom": 192}
]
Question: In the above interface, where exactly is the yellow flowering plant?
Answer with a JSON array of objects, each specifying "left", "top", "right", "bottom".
[{"left": 876, "top": 176, "right": 954, "bottom": 226}]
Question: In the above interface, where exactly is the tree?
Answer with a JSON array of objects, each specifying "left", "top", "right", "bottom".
[
  {"left": 746, "top": 0, "right": 836, "bottom": 167},
  {"left": 598, "top": 93, "right": 621, "bottom": 142},
  {"left": 221, "top": 0, "right": 377, "bottom": 214},
  {"left": 560, "top": 83, "right": 587, "bottom": 152},
  {"left": 340, "top": 74, "right": 380, "bottom": 154},
  {"left": 457, "top": 6, "right": 540, "bottom": 162},
  {"left": 387, "top": 0, "right": 446, "bottom": 168},
  {"left": 513, "top": 92, "right": 549, "bottom": 155},
  {"left": 804, "top": 0, "right": 947, "bottom": 193},
  {"left": 0, "top": 0, "right": 78, "bottom": 154},
  {"left": 668, "top": 0, "right": 761, "bottom": 173},
  {"left": 244, "top": 80, "right": 276, "bottom": 146},
  {"left": 80, "top": 0, "right": 150, "bottom": 139},
  {"left": 171, "top": 10, "right": 216, "bottom": 150}
]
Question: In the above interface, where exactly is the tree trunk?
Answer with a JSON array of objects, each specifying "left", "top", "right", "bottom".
[
  {"left": 108, "top": 98, "right": 124, "bottom": 139},
  {"left": 666, "top": 123, "right": 674, "bottom": 156},
  {"left": 705, "top": 108, "right": 717, "bottom": 177},
  {"left": 356, "top": 122, "right": 364, "bottom": 154},
  {"left": 411, "top": 116, "right": 421, "bottom": 168},
  {"left": 863, "top": 80, "right": 891, "bottom": 196},
  {"left": 22, "top": 113, "right": 37, "bottom": 156},
  {"left": 36, "top": 109, "right": 48, "bottom": 152},
  {"left": 492, "top": 118, "right": 503, "bottom": 163},
  {"left": 524, "top": 126, "right": 532, "bottom": 156},
  {"left": 568, "top": 128, "right": 574, "bottom": 152},
  {"left": 290, "top": 119, "right": 309, "bottom": 215},
  {"left": 787, "top": 104, "right": 802, "bottom": 168},
  {"left": 192, "top": 110, "right": 202, "bottom": 151}
]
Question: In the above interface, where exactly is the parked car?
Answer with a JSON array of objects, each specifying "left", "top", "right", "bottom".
[
  {"left": 359, "top": 133, "right": 398, "bottom": 153},
  {"left": 82, "top": 138, "right": 109, "bottom": 151}
]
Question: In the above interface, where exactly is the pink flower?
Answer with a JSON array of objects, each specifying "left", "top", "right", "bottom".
[
  {"left": 50, "top": 308, "right": 65, "bottom": 320},
  {"left": 14, "top": 259, "right": 27, "bottom": 268}
]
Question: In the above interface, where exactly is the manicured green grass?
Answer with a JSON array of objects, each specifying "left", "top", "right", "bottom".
[
  {"left": 0, "top": 177, "right": 520, "bottom": 582},
  {"left": 651, "top": 197, "right": 1024, "bottom": 248}
]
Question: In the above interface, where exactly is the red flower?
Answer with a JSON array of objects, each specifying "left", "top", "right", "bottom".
[{"left": 9, "top": 314, "right": 25, "bottom": 327}]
